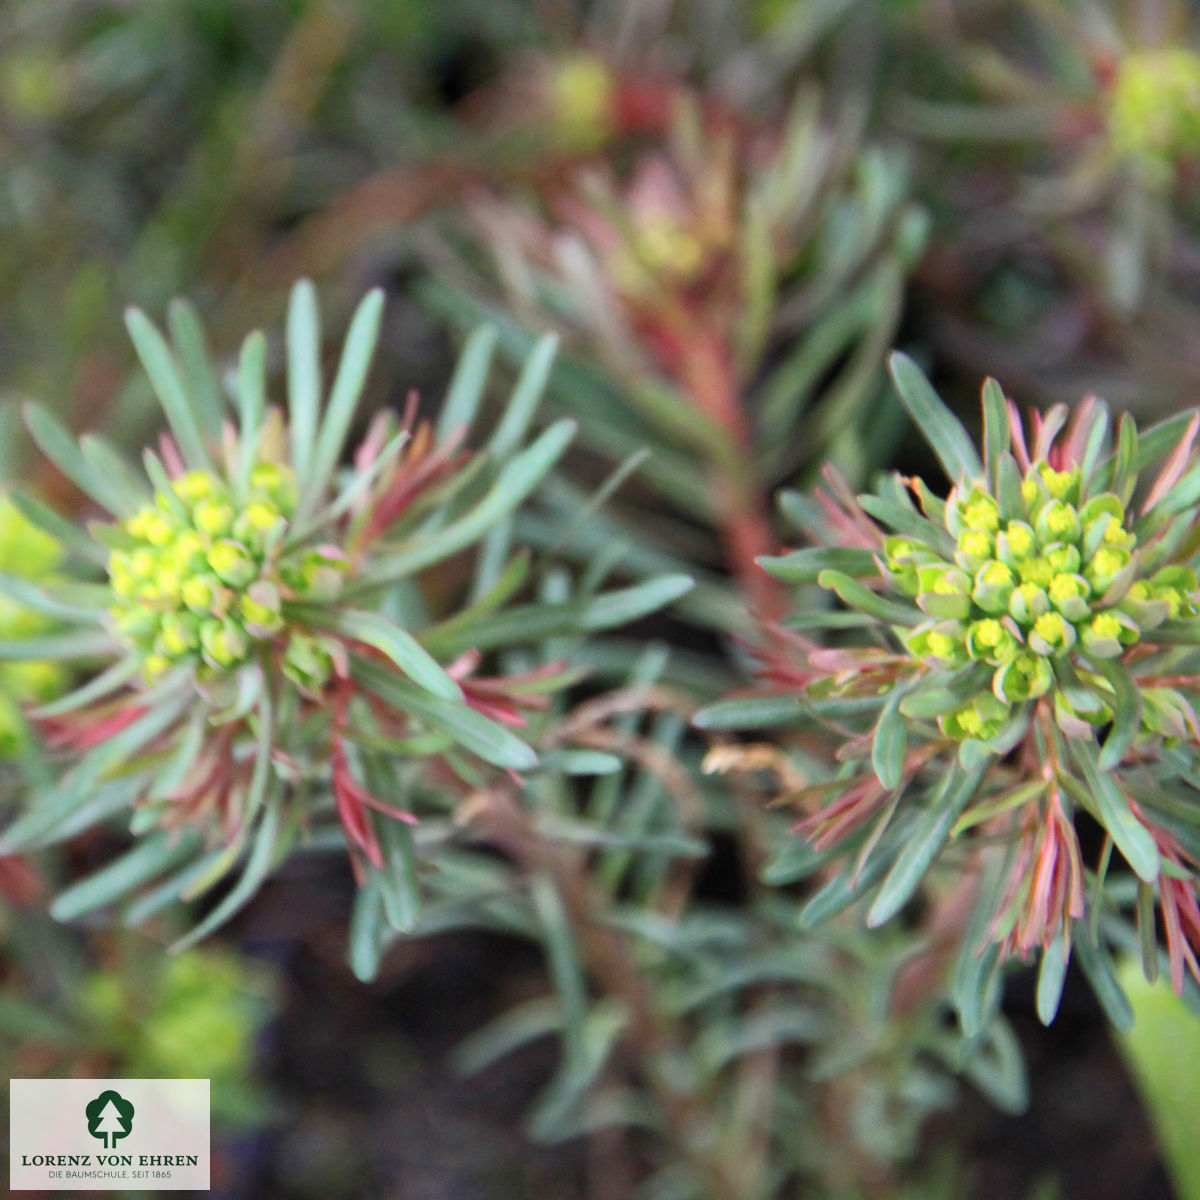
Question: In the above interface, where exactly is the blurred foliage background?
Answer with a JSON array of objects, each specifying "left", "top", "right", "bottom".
[{"left": 1, "top": 1, "right": 1199, "bottom": 1197}]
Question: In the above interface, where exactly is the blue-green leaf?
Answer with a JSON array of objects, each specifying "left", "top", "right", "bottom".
[
  {"left": 125, "top": 309, "right": 211, "bottom": 470},
  {"left": 286, "top": 279, "right": 321, "bottom": 481},
  {"left": 1036, "top": 934, "right": 1071, "bottom": 1026},
  {"left": 889, "top": 352, "right": 983, "bottom": 483},
  {"left": 23, "top": 404, "right": 130, "bottom": 517},
  {"left": 490, "top": 333, "right": 558, "bottom": 458},
  {"left": 51, "top": 833, "right": 198, "bottom": 921},
  {"left": 167, "top": 298, "right": 225, "bottom": 437},
  {"left": 308, "top": 288, "right": 385, "bottom": 508},
  {"left": 867, "top": 766, "right": 983, "bottom": 927},
  {"left": 438, "top": 324, "right": 497, "bottom": 442},
  {"left": 872, "top": 686, "right": 909, "bottom": 791},
  {"left": 312, "top": 607, "right": 461, "bottom": 701}
]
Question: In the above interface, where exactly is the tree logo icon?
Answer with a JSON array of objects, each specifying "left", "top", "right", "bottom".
[{"left": 85, "top": 1089, "right": 135, "bottom": 1149}]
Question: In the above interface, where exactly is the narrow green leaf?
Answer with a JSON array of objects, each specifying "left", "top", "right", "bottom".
[
  {"left": 286, "top": 279, "right": 321, "bottom": 480},
  {"left": 491, "top": 333, "right": 558, "bottom": 458},
  {"left": 1074, "top": 744, "right": 1159, "bottom": 882},
  {"left": 889, "top": 352, "right": 983, "bottom": 483},
  {"left": 958, "top": 1019, "right": 1029, "bottom": 1114},
  {"left": 981, "top": 377, "right": 1009, "bottom": 490},
  {"left": 1094, "top": 660, "right": 1143, "bottom": 771},
  {"left": 693, "top": 694, "right": 806, "bottom": 729},
  {"left": 872, "top": 687, "right": 908, "bottom": 791},
  {"left": 348, "top": 875, "right": 390, "bottom": 983},
  {"left": 0, "top": 573, "right": 104, "bottom": 624},
  {"left": 80, "top": 435, "right": 147, "bottom": 515},
  {"left": 308, "top": 607, "right": 461, "bottom": 701},
  {"left": 1036, "top": 935, "right": 1071, "bottom": 1025},
  {"left": 1137, "top": 879, "right": 1160, "bottom": 985},
  {"left": 1080, "top": 404, "right": 1111, "bottom": 490},
  {"left": 1110, "top": 413, "right": 1139, "bottom": 503},
  {"left": 23, "top": 403, "right": 129, "bottom": 517},
  {"left": 7, "top": 490, "right": 105, "bottom": 564},
  {"left": 758, "top": 547, "right": 879, "bottom": 582},
  {"left": 30, "top": 658, "right": 140, "bottom": 717},
  {"left": 420, "top": 575, "right": 694, "bottom": 658},
  {"left": 123, "top": 847, "right": 233, "bottom": 926},
  {"left": 530, "top": 873, "right": 589, "bottom": 1063},
  {"left": 1073, "top": 933, "right": 1134, "bottom": 1031},
  {"left": 352, "top": 420, "right": 576, "bottom": 589},
  {"left": 438, "top": 324, "right": 498, "bottom": 442},
  {"left": 454, "top": 998, "right": 562, "bottom": 1076},
  {"left": 372, "top": 807, "right": 422, "bottom": 932},
  {"left": 353, "top": 658, "right": 536, "bottom": 770},
  {"left": 124, "top": 309, "right": 211, "bottom": 469},
  {"left": 51, "top": 833, "right": 198, "bottom": 921},
  {"left": 996, "top": 452, "right": 1024, "bottom": 519},
  {"left": 817, "top": 569, "right": 922, "bottom": 625},
  {"left": 169, "top": 798, "right": 282, "bottom": 953},
  {"left": 798, "top": 819, "right": 914, "bottom": 928},
  {"left": 167, "top": 298, "right": 225, "bottom": 437},
  {"left": 866, "top": 766, "right": 983, "bottom": 927},
  {"left": 308, "top": 288, "right": 385, "bottom": 509},
  {"left": 235, "top": 331, "right": 267, "bottom": 497},
  {"left": 0, "top": 630, "right": 113, "bottom": 661},
  {"left": 1130, "top": 410, "right": 1197, "bottom": 473}
]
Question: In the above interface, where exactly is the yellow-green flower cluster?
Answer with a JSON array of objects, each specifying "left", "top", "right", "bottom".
[
  {"left": 0, "top": 496, "right": 68, "bottom": 754},
  {"left": 79, "top": 947, "right": 275, "bottom": 1119},
  {"left": 887, "top": 462, "right": 1199, "bottom": 740},
  {"left": 108, "top": 464, "right": 346, "bottom": 685},
  {"left": 1109, "top": 48, "right": 1200, "bottom": 173}
]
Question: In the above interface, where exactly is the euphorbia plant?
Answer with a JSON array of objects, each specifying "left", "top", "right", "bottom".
[
  {"left": 703, "top": 353, "right": 1200, "bottom": 1027},
  {"left": 0, "top": 282, "right": 690, "bottom": 954}
]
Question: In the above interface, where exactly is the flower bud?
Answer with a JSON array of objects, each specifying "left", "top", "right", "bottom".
[
  {"left": 193, "top": 499, "right": 234, "bottom": 536},
  {"left": 955, "top": 529, "right": 994, "bottom": 571},
  {"left": 1047, "top": 572, "right": 1092, "bottom": 621},
  {"left": 967, "top": 617, "right": 1019, "bottom": 664},
  {"left": 951, "top": 488, "right": 1001, "bottom": 535},
  {"left": 1029, "top": 611, "right": 1076, "bottom": 657},
  {"left": 172, "top": 471, "right": 216, "bottom": 504},
  {"left": 1037, "top": 463, "right": 1080, "bottom": 502},
  {"left": 181, "top": 574, "right": 219, "bottom": 615},
  {"left": 940, "top": 693, "right": 1010, "bottom": 741},
  {"left": 993, "top": 652, "right": 1053, "bottom": 702},
  {"left": 972, "top": 561, "right": 1016, "bottom": 614},
  {"left": 1079, "top": 610, "right": 1139, "bottom": 659},
  {"left": 207, "top": 540, "right": 256, "bottom": 588},
  {"left": 1008, "top": 581, "right": 1050, "bottom": 625},
  {"left": 200, "top": 619, "right": 249, "bottom": 670},
  {"left": 883, "top": 536, "right": 936, "bottom": 595},
  {"left": 157, "top": 612, "right": 200, "bottom": 658},
  {"left": 996, "top": 521, "right": 1036, "bottom": 564},
  {"left": 239, "top": 582, "right": 283, "bottom": 636},
  {"left": 282, "top": 632, "right": 334, "bottom": 696},
  {"left": 907, "top": 624, "right": 966, "bottom": 666},
  {"left": 1085, "top": 545, "right": 1131, "bottom": 593},
  {"left": 1035, "top": 500, "right": 1081, "bottom": 546},
  {"left": 1018, "top": 556, "right": 1055, "bottom": 588}
]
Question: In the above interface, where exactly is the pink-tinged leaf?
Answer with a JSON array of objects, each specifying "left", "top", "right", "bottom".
[
  {"left": 1008, "top": 400, "right": 1031, "bottom": 472},
  {"left": 1143, "top": 412, "right": 1200, "bottom": 515},
  {"left": 1033, "top": 404, "right": 1069, "bottom": 464},
  {"left": 1060, "top": 394, "right": 1101, "bottom": 466}
]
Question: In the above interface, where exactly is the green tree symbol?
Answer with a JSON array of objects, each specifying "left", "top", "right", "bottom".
[{"left": 85, "top": 1090, "right": 134, "bottom": 1150}]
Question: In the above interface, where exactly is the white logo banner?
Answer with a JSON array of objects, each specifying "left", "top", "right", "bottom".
[{"left": 9, "top": 1078, "right": 210, "bottom": 1191}]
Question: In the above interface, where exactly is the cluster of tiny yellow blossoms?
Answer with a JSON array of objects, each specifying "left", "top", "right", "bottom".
[
  {"left": 886, "top": 462, "right": 1200, "bottom": 740},
  {"left": 108, "top": 465, "right": 346, "bottom": 686},
  {"left": 1109, "top": 47, "right": 1200, "bottom": 171}
]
